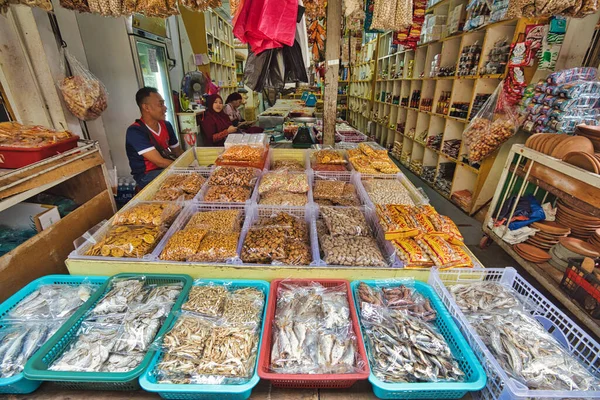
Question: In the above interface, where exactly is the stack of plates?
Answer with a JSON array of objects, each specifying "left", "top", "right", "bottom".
[
  {"left": 514, "top": 243, "right": 552, "bottom": 263},
  {"left": 549, "top": 237, "right": 600, "bottom": 272},
  {"left": 555, "top": 200, "right": 600, "bottom": 240},
  {"left": 587, "top": 228, "right": 600, "bottom": 252},
  {"left": 525, "top": 133, "right": 594, "bottom": 157},
  {"left": 576, "top": 124, "right": 600, "bottom": 152},
  {"left": 527, "top": 221, "right": 571, "bottom": 250}
]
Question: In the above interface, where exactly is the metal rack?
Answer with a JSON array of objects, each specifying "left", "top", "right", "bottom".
[{"left": 481, "top": 143, "right": 600, "bottom": 338}]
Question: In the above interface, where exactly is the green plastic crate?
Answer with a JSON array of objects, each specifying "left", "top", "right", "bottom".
[{"left": 24, "top": 273, "right": 193, "bottom": 391}]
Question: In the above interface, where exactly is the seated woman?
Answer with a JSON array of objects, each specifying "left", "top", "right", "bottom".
[
  {"left": 201, "top": 94, "right": 237, "bottom": 146},
  {"left": 224, "top": 92, "right": 245, "bottom": 126}
]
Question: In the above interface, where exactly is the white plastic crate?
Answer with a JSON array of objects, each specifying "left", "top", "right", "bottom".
[
  {"left": 311, "top": 171, "right": 367, "bottom": 207},
  {"left": 265, "top": 147, "right": 309, "bottom": 172},
  {"left": 428, "top": 267, "right": 600, "bottom": 400},
  {"left": 237, "top": 204, "right": 321, "bottom": 267},
  {"left": 313, "top": 204, "right": 402, "bottom": 268},
  {"left": 355, "top": 172, "right": 430, "bottom": 207},
  {"left": 200, "top": 167, "right": 262, "bottom": 205},
  {"left": 151, "top": 202, "right": 248, "bottom": 264}
]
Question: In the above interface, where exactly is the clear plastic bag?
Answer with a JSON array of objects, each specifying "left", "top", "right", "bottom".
[
  {"left": 112, "top": 202, "right": 182, "bottom": 227},
  {"left": 90, "top": 278, "right": 146, "bottom": 316},
  {"left": 185, "top": 210, "right": 242, "bottom": 232},
  {"left": 153, "top": 173, "right": 206, "bottom": 201},
  {"left": 415, "top": 234, "right": 472, "bottom": 269},
  {"left": 159, "top": 229, "right": 208, "bottom": 261},
  {"left": 0, "top": 321, "right": 60, "bottom": 378},
  {"left": 270, "top": 282, "right": 363, "bottom": 374},
  {"left": 449, "top": 281, "right": 522, "bottom": 313},
  {"left": 312, "top": 148, "right": 347, "bottom": 165},
  {"left": 313, "top": 179, "right": 346, "bottom": 202},
  {"left": 259, "top": 191, "right": 308, "bottom": 206},
  {"left": 204, "top": 185, "right": 251, "bottom": 203},
  {"left": 221, "top": 145, "right": 266, "bottom": 162},
  {"left": 463, "top": 83, "right": 521, "bottom": 162},
  {"left": 113, "top": 302, "right": 170, "bottom": 353},
  {"left": 222, "top": 287, "right": 265, "bottom": 326},
  {"left": 271, "top": 159, "right": 304, "bottom": 171},
  {"left": 187, "top": 231, "right": 240, "bottom": 263},
  {"left": 362, "top": 178, "right": 415, "bottom": 205},
  {"left": 84, "top": 225, "right": 165, "bottom": 258},
  {"left": 321, "top": 206, "right": 371, "bottom": 237},
  {"left": 258, "top": 171, "right": 309, "bottom": 195},
  {"left": 101, "top": 352, "right": 145, "bottom": 372},
  {"left": 321, "top": 235, "right": 387, "bottom": 267},
  {"left": 58, "top": 49, "right": 108, "bottom": 121},
  {"left": 207, "top": 166, "right": 259, "bottom": 187},
  {"left": 7, "top": 282, "right": 93, "bottom": 320}
]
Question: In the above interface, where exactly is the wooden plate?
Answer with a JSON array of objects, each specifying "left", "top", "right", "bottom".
[
  {"left": 526, "top": 133, "right": 543, "bottom": 149},
  {"left": 552, "top": 136, "right": 595, "bottom": 159},
  {"left": 531, "top": 221, "right": 571, "bottom": 235},
  {"left": 557, "top": 203, "right": 600, "bottom": 222},
  {"left": 542, "top": 135, "right": 564, "bottom": 155},
  {"left": 562, "top": 151, "right": 600, "bottom": 174},
  {"left": 534, "top": 134, "right": 551, "bottom": 152},
  {"left": 515, "top": 243, "right": 552, "bottom": 260},
  {"left": 558, "top": 237, "right": 600, "bottom": 257}
]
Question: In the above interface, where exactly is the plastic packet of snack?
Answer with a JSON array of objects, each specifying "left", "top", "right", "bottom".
[
  {"left": 271, "top": 159, "right": 304, "bottom": 171},
  {"left": 204, "top": 185, "right": 251, "bottom": 203},
  {"left": 391, "top": 237, "right": 433, "bottom": 268},
  {"left": 85, "top": 225, "right": 165, "bottom": 258},
  {"left": 255, "top": 212, "right": 308, "bottom": 241},
  {"left": 375, "top": 204, "right": 419, "bottom": 239},
  {"left": 415, "top": 234, "right": 465, "bottom": 268},
  {"left": 207, "top": 166, "right": 259, "bottom": 187},
  {"left": 222, "top": 287, "right": 265, "bottom": 326},
  {"left": 185, "top": 210, "right": 242, "bottom": 232},
  {"left": 258, "top": 171, "right": 309, "bottom": 195},
  {"left": 312, "top": 149, "right": 346, "bottom": 165},
  {"left": 321, "top": 235, "right": 387, "bottom": 267},
  {"left": 112, "top": 202, "right": 182, "bottom": 227},
  {"left": 188, "top": 231, "right": 240, "bottom": 263},
  {"left": 312, "top": 163, "right": 348, "bottom": 172},
  {"left": 259, "top": 191, "right": 308, "bottom": 206},
  {"left": 159, "top": 229, "right": 208, "bottom": 261},
  {"left": 221, "top": 145, "right": 265, "bottom": 162},
  {"left": 336, "top": 183, "right": 361, "bottom": 206},
  {"left": 428, "top": 213, "right": 464, "bottom": 244},
  {"left": 153, "top": 173, "right": 206, "bottom": 201},
  {"left": 321, "top": 206, "right": 371, "bottom": 237},
  {"left": 313, "top": 179, "right": 346, "bottom": 201},
  {"left": 240, "top": 227, "right": 292, "bottom": 264}
]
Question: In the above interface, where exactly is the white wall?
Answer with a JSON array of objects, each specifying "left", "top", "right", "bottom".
[{"left": 167, "top": 15, "right": 195, "bottom": 94}]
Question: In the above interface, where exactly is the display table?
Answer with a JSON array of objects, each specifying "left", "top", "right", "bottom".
[{"left": 65, "top": 146, "right": 481, "bottom": 283}]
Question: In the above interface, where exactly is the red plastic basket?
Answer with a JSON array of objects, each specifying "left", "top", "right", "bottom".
[
  {"left": 0, "top": 135, "right": 79, "bottom": 169},
  {"left": 257, "top": 278, "right": 370, "bottom": 389}
]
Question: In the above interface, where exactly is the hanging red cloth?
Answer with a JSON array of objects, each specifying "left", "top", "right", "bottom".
[{"left": 233, "top": 0, "right": 299, "bottom": 54}]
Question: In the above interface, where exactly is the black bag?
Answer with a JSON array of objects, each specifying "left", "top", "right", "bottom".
[{"left": 136, "top": 119, "right": 177, "bottom": 161}]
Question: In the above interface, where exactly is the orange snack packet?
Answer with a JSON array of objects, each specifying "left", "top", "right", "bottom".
[
  {"left": 415, "top": 233, "right": 464, "bottom": 268},
  {"left": 375, "top": 205, "right": 419, "bottom": 240},
  {"left": 392, "top": 237, "right": 433, "bottom": 268}
]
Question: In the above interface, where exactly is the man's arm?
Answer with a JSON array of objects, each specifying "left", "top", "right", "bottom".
[
  {"left": 166, "top": 121, "right": 183, "bottom": 157},
  {"left": 142, "top": 149, "right": 174, "bottom": 168}
]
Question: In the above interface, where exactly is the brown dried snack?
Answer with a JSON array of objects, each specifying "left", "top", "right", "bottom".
[
  {"left": 321, "top": 235, "right": 386, "bottom": 267},
  {"left": 153, "top": 173, "right": 206, "bottom": 201},
  {"left": 271, "top": 159, "right": 304, "bottom": 171},
  {"left": 313, "top": 180, "right": 346, "bottom": 201},
  {"left": 182, "top": 285, "right": 228, "bottom": 317},
  {"left": 113, "top": 203, "right": 181, "bottom": 226},
  {"left": 221, "top": 145, "right": 265, "bottom": 162},
  {"left": 321, "top": 206, "right": 371, "bottom": 237},
  {"left": 85, "top": 225, "right": 164, "bottom": 258},
  {"left": 60, "top": 75, "right": 108, "bottom": 121},
  {"left": 188, "top": 232, "right": 240, "bottom": 263},
  {"left": 259, "top": 191, "right": 308, "bottom": 206},
  {"left": 59, "top": 0, "right": 90, "bottom": 12},
  {"left": 185, "top": 210, "right": 242, "bottom": 232},
  {"left": 159, "top": 229, "right": 207, "bottom": 261},
  {"left": 208, "top": 166, "right": 258, "bottom": 187},
  {"left": 313, "top": 149, "right": 346, "bottom": 164},
  {"left": 204, "top": 185, "right": 251, "bottom": 203},
  {"left": 256, "top": 212, "right": 308, "bottom": 241}
]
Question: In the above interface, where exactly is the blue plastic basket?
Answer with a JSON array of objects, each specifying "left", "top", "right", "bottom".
[
  {"left": 350, "top": 280, "right": 487, "bottom": 399},
  {"left": 0, "top": 274, "right": 108, "bottom": 394},
  {"left": 139, "top": 279, "right": 270, "bottom": 400}
]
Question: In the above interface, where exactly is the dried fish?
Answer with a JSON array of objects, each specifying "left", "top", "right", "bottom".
[
  {"left": 358, "top": 283, "right": 436, "bottom": 322},
  {"left": 113, "top": 302, "right": 168, "bottom": 353},
  {"left": 270, "top": 282, "right": 360, "bottom": 374},
  {"left": 8, "top": 283, "right": 93, "bottom": 320},
  {"left": 360, "top": 303, "right": 465, "bottom": 383},
  {"left": 101, "top": 352, "right": 145, "bottom": 372},
  {"left": 181, "top": 285, "right": 227, "bottom": 317},
  {"left": 222, "top": 287, "right": 265, "bottom": 326},
  {"left": 469, "top": 310, "right": 600, "bottom": 391},
  {"left": 91, "top": 278, "right": 145, "bottom": 315},
  {"left": 0, "top": 323, "right": 56, "bottom": 378},
  {"left": 449, "top": 282, "right": 521, "bottom": 312}
]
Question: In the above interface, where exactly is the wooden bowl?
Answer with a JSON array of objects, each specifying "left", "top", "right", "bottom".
[
  {"left": 552, "top": 136, "right": 595, "bottom": 158},
  {"left": 562, "top": 151, "right": 600, "bottom": 174},
  {"left": 558, "top": 237, "right": 600, "bottom": 258},
  {"left": 531, "top": 221, "right": 571, "bottom": 235}
]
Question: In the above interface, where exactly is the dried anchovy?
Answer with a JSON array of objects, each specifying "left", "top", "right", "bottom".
[
  {"left": 181, "top": 285, "right": 228, "bottom": 317},
  {"left": 449, "top": 282, "right": 521, "bottom": 312},
  {"left": 222, "top": 288, "right": 265, "bottom": 326}
]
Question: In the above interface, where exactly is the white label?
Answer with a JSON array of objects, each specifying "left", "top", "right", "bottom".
[
  {"left": 327, "top": 59, "right": 339, "bottom": 66},
  {"left": 148, "top": 48, "right": 159, "bottom": 73}
]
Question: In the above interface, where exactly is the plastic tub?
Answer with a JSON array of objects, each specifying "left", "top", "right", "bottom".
[
  {"left": 257, "top": 278, "right": 370, "bottom": 388},
  {"left": 0, "top": 136, "right": 79, "bottom": 169},
  {"left": 265, "top": 147, "right": 308, "bottom": 172},
  {"left": 0, "top": 274, "right": 107, "bottom": 394},
  {"left": 428, "top": 267, "right": 600, "bottom": 400},
  {"left": 151, "top": 202, "right": 248, "bottom": 264},
  {"left": 237, "top": 205, "right": 320, "bottom": 267},
  {"left": 25, "top": 273, "right": 193, "bottom": 391},
  {"left": 314, "top": 205, "right": 402, "bottom": 268},
  {"left": 139, "top": 279, "right": 270, "bottom": 399},
  {"left": 350, "top": 280, "right": 486, "bottom": 399}
]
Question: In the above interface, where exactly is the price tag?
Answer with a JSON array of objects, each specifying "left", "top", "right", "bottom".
[{"left": 148, "top": 48, "right": 159, "bottom": 73}]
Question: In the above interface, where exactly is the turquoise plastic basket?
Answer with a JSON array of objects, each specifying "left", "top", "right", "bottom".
[
  {"left": 139, "top": 279, "right": 269, "bottom": 400},
  {"left": 24, "top": 273, "right": 193, "bottom": 391},
  {"left": 0, "top": 274, "right": 108, "bottom": 394},
  {"left": 350, "top": 280, "right": 486, "bottom": 399}
]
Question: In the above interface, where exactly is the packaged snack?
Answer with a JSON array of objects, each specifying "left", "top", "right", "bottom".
[
  {"left": 313, "top": 180, "right": 346, "bottom": 201},
  {"left": 375, "top": 204, "right": 420, "bottom": 239},
  {"left": 185, "top": 210, "right": 242, "bottom": 232},
  {"left": 112, "top": 203, "right": 181, "bottom": 226},
  {"left": 85, "top": 225, "right": 164, "bottom": 258},
  {"left": 159, "top": 229, "right": 208, "bottom": 261},
  {"left": 392, "top": 237, "right": 434, "bottom": 268},
  {"left": 259, "top": 191, "right": 308, "bottom": 206},
  {"left": 321, "top": 235, "right": 387, "bottom": 267},
  {"left": 221, "top": 145, "right": 265, "bottom": 162},
  {"left": 428, "top": 213, "right": 464, "bottom": 244},
  {"left": 415, "top": 234, "right": 465, "bottom": 268},
  {"left": 313, "top": 149, "right": 346, "bottom": 164},
  {"left": 208, "top": 166, "right": 259, "bottom": 187},
  {"left": 204, "top": 185, "right": 251, "bottom": 203},
  {"left": 188, "top": 232, "right": 240, "bottom": 263},
  {"left": 258, "top": 172, "right": 309, "bottom": 195},
  {"left": 153, "top": 173, "right": 206, "bottom": 201},
  {"left": 321, "top": 207, "right": 371, "bottom": 237},
  {"left": 271, "top": 159, "right": 304, "bottom": 171}
]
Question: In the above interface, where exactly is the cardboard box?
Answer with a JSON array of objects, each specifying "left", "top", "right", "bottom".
[{"left": 0, "top": 203, "right": 61, "bottom": 232}]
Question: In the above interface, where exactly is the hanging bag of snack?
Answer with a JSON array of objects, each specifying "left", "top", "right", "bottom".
[
  {"left": 463, "top": 81, "right": 521, "bottom": 163},
  {"left": 58, "top": 49, "right": 108, "bottom": 121}
]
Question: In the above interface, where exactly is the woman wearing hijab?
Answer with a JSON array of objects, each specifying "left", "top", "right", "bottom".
[
  {"left": 201, "top": 94, "right": 237, "bottom": 146},
  {"left": 224, "top": 92, "right": 245, "bottom": 126}
]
